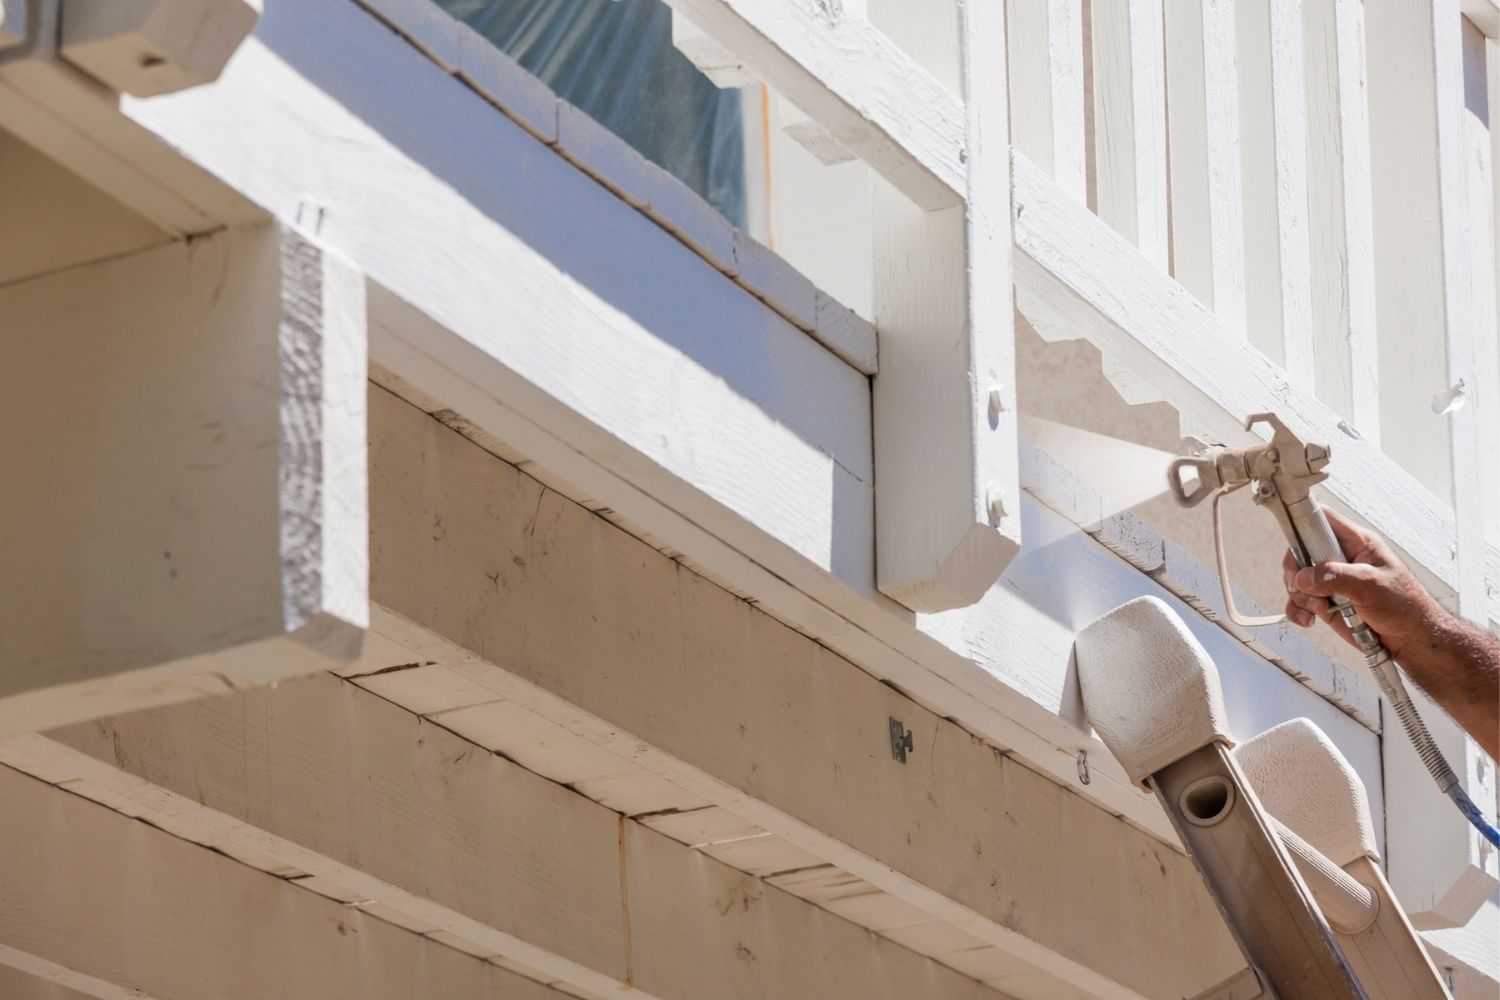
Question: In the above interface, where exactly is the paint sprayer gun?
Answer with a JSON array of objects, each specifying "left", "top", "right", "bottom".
[{"left": 1167, "top": 412, "right": 1500, "bottom": 848}]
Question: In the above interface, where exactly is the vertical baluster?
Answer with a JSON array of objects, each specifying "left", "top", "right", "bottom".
[
  {"left": 1237, "top": 0, "right": 1314, "bottom": 383},
  {"left": 1008, "top": 0, "right": 1086, "bottom": 202},
  {"left": 1303, "top": 0, "right": 1380, "bottom": 442},
  {"left": 1164, "top": 0, "right": 1245, "bottom": 331},
  {"left": 1091, "top": 0, "right": 1168, "bottom": 268},
  {"left": 1368, "top": 0, "right": 1483, "bottom": 617}
]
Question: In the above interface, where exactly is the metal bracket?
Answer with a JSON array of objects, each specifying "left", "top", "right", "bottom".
[{"left": 889, "top": 718, "right": 914, "bottom": 763}]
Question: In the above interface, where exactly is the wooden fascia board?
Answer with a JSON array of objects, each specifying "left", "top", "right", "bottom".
[
  {"left": 1011, "top": 152, "right": 1475, "bottom": 611},
  {"left": 660, "top": 0, "right": 964, "bottom": 210},
  {"left": 10, "top": 674, "right": 1010, "bottom": 1000},
  {"left": 0, "top": 763, "right": 579, "bottom": 1000}
]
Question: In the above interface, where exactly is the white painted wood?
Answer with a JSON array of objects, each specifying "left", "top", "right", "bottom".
[
  {"left": 869, "top": 0, "right": 1022, "bottom": 611},
  {"left": 1163, "top": 0, "right": 1246, "bottom": 330},
  {"left": 658, "top": 0, "right": 965, "bottom": 209},
  {"left": 86, "top": 0, "right": 1399, "bottom": 848},
  {"left": 1464, "top": 0, "right": 1500, "bottom": 36},
  {"left": 1090, "top": 0, "right": 1169, "bottom": 269},
  {"left": 0, "top": 764, "right": 581, "bottom": 1000},
  {"left": 1382, "top": 684, "right": 1500, "bottom": 929},
  {"left": 60, "top": 0, "right": 260, "bottom": 96},
  {"left": 1422, "top": 896, "right": 1500, "bottom": 995},
  {"left": 1006, "top": 0, "right": 1087, "bottom": 202},
  {"left": 1303, "top": 0, "right": 1381, "bottom": 441},
  {"left": 0, "top": 224, "right": 365, "bottom": 736},
  {"left": 669, "top": 8, "right": 756, "bottom": 88},
  {"left": 1235, "top": 0, "right": 1314, "bottom": 380},
  {"left": 1366, "top": 0, "right": 1482, "bottom": 599},
  {"left": 19, "top": 672, "right": 1008, "bottom": 1000},
  {"left": 0, "top": 1, "right": 24, "bottom": 49},
  {"left": 1012, "top": 152, "right": 1468, "bottom": 609}
]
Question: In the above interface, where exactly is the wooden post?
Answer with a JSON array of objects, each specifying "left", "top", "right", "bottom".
[
  {"left": 0, "top": 224, "right": 367, "bottom": 735},
  {"left": 869, "top": 0, "right": 1023, "bottom": 611}
]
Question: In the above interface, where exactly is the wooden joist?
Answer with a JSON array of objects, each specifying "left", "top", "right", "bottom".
[
  {"left": 312, "top": 385, "right": 1367, "bottom": 1000},
  {"left": 0, "top": 764, "right": 577, "bottom": 1000},
  {"left": 14, "top": 672, "right": 1010, "bottom": 1000},
  {"left": 0, "top": 224, "right": 366, "bottom": 736}
]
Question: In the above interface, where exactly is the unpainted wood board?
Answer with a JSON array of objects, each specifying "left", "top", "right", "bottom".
[
  {"left": 0, "top": 764, "right": 572, "bottom": 1000},
  {"left": 364, "top": 386, "right": 1246, "bottom": 1000},
  {"left": 36, "top": 671, "right": 1008, "bottom": 1000}
]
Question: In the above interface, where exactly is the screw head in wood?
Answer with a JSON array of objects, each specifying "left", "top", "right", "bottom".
[{"left": 986, "top": 486, "right": 1006, "bottom": 527}]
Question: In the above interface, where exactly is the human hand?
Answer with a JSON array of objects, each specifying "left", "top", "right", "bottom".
[{"left": 1282, "top": 506, "right": 1442, "bottom": 661}]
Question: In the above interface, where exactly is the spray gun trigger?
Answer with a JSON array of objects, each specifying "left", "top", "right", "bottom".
[{"left": 1211, "top": 483, "right": 1288, "bottom": 629}]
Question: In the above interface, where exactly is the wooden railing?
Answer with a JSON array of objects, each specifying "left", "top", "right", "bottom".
[{"left": 1009, "top": 0, "right": 1500, "bottom": 630}]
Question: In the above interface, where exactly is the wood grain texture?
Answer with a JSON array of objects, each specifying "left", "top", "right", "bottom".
[
  {"left": 659, "top": 0, "right": 965, "bottom": 208},
  {"left": 0, "top": 764, "right": 576, "bottom": 1000},
  {"left": 0, "top": 224, "right": 365, "bottom": 735}
]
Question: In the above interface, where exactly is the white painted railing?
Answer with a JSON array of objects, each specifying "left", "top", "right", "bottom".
[{"left": 1009, "top": 0, "right": 1500, "bottom": 628}]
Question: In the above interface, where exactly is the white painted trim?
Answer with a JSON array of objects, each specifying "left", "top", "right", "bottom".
[
  {"left": 59, "top": 0, "right": 261, "bottom": 97},
  {"left": 659, "top": 0, "right": 965, "bottom": 209}
]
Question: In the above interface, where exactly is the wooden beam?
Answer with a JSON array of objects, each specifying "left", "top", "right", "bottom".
[
  {"left": 870, "top": 0, "right": 1022, "bottom": 611},
  {"left": 1090, "top": 0, "right": 1168, "bottom": 269},
  {"left": 336, "top": 386, "right": 1392, "bottom": 1000},
  {"left": 0, "top": 765, "right": 576, "bottom": 1000},
  {"left": 1303, "top": 0, "right": 1380, "bottom": 440},
  {"left": 0, "top": 225, "right": 366, "bottom": 736},
  {"left": 1163, "top": 0, "right": 1245, "bottom": 330},
  {"left": 658, "top": 0, "right": 965, "bottom": 209},
  {"left": 59, "top": 0, "right": 260, "bottom": 97},
  {"left": 19, "top": 672, "right": 1009, "bottom": 1000}
]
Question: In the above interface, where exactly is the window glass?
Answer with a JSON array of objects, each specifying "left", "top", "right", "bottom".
[{"left": 437, "top": 0, "right": 748, "bottom": 228}]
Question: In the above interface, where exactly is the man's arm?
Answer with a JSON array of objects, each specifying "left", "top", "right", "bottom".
[{"left": 1283, "top": 506, "right": 1499, "bottom": 761}]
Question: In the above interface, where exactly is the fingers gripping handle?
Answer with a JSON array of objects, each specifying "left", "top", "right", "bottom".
[{"left": 1291, "top": 503, "right": 1498, "bottom": 845}]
